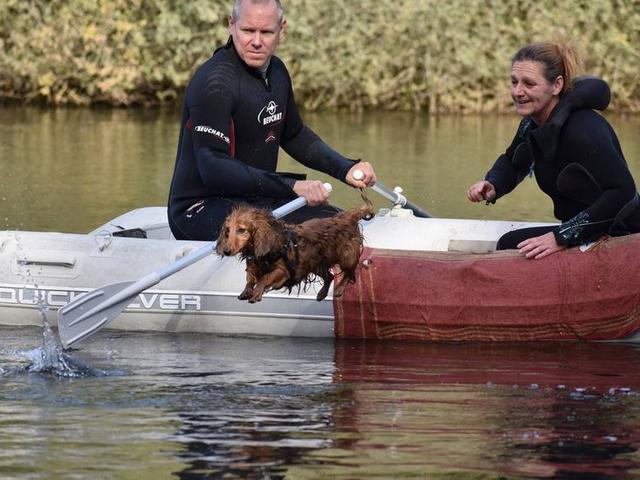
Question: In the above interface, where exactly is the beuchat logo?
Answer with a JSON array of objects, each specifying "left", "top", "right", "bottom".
[
  {"left": 194, "top": 125, "right": 230, "bottom": 144},
  {"left": 257, "top": 100, "right": 283, "bottom": 126}
]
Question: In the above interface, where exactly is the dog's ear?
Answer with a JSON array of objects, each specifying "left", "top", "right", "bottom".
[
  {"left": 253, "top": 215, "right": 281, "bottom": 257},
  {"left": 215, "top": 222, "right": 228, "bottom": 255}
]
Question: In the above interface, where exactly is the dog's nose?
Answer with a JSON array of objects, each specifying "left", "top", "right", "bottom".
[{"left": 223, "top": 248, "right": 232, "bottom": 256}]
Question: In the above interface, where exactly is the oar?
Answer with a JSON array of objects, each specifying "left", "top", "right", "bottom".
[
  {"left": 58, "top": 184, "right": 332, "bottom": 349},
  {"left": 353, "top": 170, "right": 432, "bottom": 218}
]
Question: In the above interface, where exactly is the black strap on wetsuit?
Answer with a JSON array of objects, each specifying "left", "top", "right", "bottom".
[{"left": 251, "top": 229, "right": 300, "bottom": 283}]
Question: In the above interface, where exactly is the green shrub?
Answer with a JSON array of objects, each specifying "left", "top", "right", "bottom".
[{"left": 0, "top": 0, "right": 638, "bottom": 112}]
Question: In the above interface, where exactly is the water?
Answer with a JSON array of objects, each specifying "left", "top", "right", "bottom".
[
  {"left": 1, "top": 108, "right": 638, "bottom": 232},
  {"left": 1, "top": 106, "right": 640, "bottom": 478},
  {"left": 3, "top": 329, "right": 640, "bottom": 478}
]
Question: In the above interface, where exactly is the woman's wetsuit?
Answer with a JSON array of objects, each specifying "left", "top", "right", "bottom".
[{"left": 485, "top": 78, "right": 640, "bottom": 249}]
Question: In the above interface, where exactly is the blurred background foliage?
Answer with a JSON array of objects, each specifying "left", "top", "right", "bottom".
[{"left": 0, "top": 0, "right": 638, "bottom": 112}]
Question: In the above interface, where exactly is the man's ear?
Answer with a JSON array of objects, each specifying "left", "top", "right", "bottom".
[
  {"left": 228, "top": 15, "right": 234, "bottom": 34},
  {"left": 279, "top": 18, "right": 287, "bottom": 41}
]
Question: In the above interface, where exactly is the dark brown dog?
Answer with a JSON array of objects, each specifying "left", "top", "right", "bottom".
[{"left": 216, "top": 195, "right": 373, "bottom": 303}]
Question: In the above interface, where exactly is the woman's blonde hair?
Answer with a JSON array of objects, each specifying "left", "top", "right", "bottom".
[{"left": 512, "top": 41, "right": 583, "bottom": 93}]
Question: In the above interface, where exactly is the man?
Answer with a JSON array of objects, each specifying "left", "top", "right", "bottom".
[{"left": 168, "top": 0, "right": 376, "bottom": 240}]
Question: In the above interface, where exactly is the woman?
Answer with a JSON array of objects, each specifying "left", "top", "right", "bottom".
[{"left": 467, "top": 41, "right": 640, "bottom": 259}]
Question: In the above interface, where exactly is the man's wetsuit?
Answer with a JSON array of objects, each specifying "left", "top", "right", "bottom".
[
  {"left": 485, "top": 78, "right": 640, "bottom": 248},
  {"left": 168, "top": 38, "right": 356, "bottom": 240}
]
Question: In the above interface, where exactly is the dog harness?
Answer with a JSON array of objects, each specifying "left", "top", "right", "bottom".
[{"left": 248, "top": 229, "right": 300, "bottom": 285}]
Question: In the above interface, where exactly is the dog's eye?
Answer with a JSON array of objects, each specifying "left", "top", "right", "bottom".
[{"left": 237, "top": 227, "right": 247, "bottom": 234}]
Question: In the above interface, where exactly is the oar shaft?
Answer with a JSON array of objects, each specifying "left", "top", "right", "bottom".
[
  {"left": 158, "top": 243, "right": 215, "bottom": 279},
  {"left": 398, "top": 196, "right": 432, "bottom": 218},
  {"left": 354, "top": 170, "right": 432, "bottom": 218},
  {"left": 272, "top": 195, "right": 309, "bottom": 218},
  {"left": 371, "top": 182, "right": 406, "bottom": 206}
]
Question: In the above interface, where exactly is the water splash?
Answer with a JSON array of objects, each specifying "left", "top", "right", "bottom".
[
  {"left": 0, "top": 236, "right": 112, "bottom": 377},
  {"left": 21, "top": 323, "right": 87, "bottom": 377},
  {"left": 15, "top": 302, "right": 111, "bottom": 378}
]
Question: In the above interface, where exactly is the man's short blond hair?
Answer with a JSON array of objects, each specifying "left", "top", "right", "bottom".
[{"left": 231, "top": 0, "right": 284, "bottom": 23}]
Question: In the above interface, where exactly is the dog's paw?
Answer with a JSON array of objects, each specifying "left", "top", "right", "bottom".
[{"left": 238, "top": 286, "right": 254, "bottom": 300}]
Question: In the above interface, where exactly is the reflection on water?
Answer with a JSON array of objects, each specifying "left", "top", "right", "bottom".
[
  {"left": 1, "top": 106, "right": 638, "bottom": 232},
  {"left": 330, "top": 341, "right": 640, "bottom": 479},
  {"left": 2, "top": 328, "right": 640, "bottom": 478}
]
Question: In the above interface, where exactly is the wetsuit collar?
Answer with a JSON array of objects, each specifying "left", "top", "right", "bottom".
[
  {"left": 527, "top": 102, "right": 566, "bottom": 163},
  {"left": 528, "top": 77, "right": 611, "bottom": 163}
]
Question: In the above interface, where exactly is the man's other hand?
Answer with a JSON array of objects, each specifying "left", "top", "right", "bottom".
[{"left": 292, "top": 180, "right": 331, "bottom": 206}]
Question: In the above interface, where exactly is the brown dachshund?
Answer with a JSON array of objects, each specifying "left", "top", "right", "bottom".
[{"left": 216, "top": 195, "right": 373, "bottom": 303}]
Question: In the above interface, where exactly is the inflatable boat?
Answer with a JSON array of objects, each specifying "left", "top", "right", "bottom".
[{"left": 1, "top": 204, "right": 638, "bottom": 344}]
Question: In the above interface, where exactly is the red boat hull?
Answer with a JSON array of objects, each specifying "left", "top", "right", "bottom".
[{"left": 334, "top": 234, "right": 640, "bottom": 341}]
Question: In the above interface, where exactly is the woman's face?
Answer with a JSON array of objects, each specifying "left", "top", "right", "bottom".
[{"left": 510, "top": 60, "right": 563, "bottom": 126}]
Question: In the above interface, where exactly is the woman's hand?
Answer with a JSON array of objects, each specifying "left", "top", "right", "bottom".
[
  {"left": 467, "top": 181, "right": 496, "bottom": 202},
  {"left": 517, "top": 232, "right": 566, "bottom": 259}
]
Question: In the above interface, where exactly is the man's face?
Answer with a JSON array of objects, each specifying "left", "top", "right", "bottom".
[{"left": 229, "top": 1, "right": 285, "bottom": 70}]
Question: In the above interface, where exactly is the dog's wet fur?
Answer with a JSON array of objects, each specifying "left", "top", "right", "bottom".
[{"left": 216, "top": 194, "right": 373, "bottom": 302}]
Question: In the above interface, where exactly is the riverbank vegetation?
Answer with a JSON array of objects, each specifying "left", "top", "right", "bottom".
[{"left": 1, "top": 0, "right": 637, "bottom": 112}]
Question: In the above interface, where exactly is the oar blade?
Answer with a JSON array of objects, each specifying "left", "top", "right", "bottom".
[{"left": 58, "top": 281, "right": 137, "bottom": 349}]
